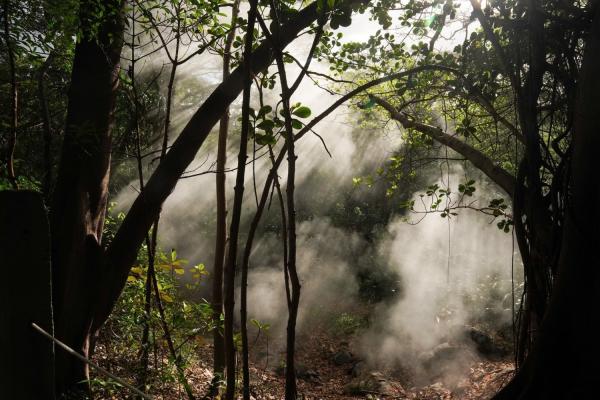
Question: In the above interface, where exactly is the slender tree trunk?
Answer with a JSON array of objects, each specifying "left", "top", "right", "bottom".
[
  {"left": 268, "top": 8, "right": 301, "bottom": 396},
  {"left": 279, "top": 62, "right": 301, "bottom": 400},
  {"left": 38, "top": 54, "right": 53, "bottom": 199},
  {"left": 2, "top": 0, "right": 18, "bottom": 189},
  {"left": 212, "top": 0, "right": 240, "bottom": 388},
  {"left": 223, "top": 3, "right": 258, "bottom": 399}
]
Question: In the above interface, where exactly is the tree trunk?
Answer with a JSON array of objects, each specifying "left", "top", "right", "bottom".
[
  {"left": 494, "top": 4, "right": 600, "bottom": 398},
  {"left": 0, "top": 191, "right": 55, "bottom": 399},
  {"left": 212, "top": 0, "right": 240, "bottom": 386},
  {"left": 2, "top": 0, "right": 18, "bottom": 189},
  {"left": 269, "top": 13, "right": 301, "bottom": 396},
  {"left": 50, "top": 0, "right": 125, "bottom": 395},
  {"left": 38, "top": 54, "right": 54, "bottom": 200},
  {"left": 223, "top": 2, "right": 257, "bottom": 399}
]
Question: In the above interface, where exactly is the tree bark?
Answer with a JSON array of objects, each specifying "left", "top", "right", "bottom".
[
  {"left": 494, "top": 4, "right": 600, "bottom": 398},
  {"left": 266, "top": 7, "right": 302, "bottom": 396},
  {"left": 212, "top": 0, "right": 240, "bottom": 386},
  {"left": 372, "top": 96, "right": 516, "bottom": 197},
  {"left": 223, "top": 2, "right": 258, "bottom": 399},
  {"left": 2, "top": 0, "right": 18, "bottom": 189},
  {"left": 0, "top": 191, "right": 55, "bottom": 399},
  {"left": 38, "top": 54, "right": 54, "bottom": 200},
  {"left": 50, "top": 0, "right": 125, "bottom": 395}
]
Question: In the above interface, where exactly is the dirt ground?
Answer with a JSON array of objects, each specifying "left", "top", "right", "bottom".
[{"left": 93, "top": 325, "right": 514, "bottom": 399}]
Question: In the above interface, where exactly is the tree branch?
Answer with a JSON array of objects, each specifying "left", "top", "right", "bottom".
[{"left": 372, "top": 95, "right": 516, "bottom": 196}]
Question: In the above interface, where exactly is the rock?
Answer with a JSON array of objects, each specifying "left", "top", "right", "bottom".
[
  {"left": 418, "top": 342, "right": 463, "bottom": 370},
  {"left": 296, "top": 363, "right": 321, "bottom": 383},
  {"left": 275, "top": 362, "right": 320, "bottom": 383},
  {"left": 467, "top": 327, "right": 495, "bottom": 353},
  {"left": 332, "top": 350, "right": 354, "bottom": 365},
  {"left": 464, "top": 326, "right": 508, "bottom": 357},
  {"left": 350, "top": 361, "right": 366, "bottom": 377},
  {"left": 343, "top": 372, "right": 395, "bottom": 396}
]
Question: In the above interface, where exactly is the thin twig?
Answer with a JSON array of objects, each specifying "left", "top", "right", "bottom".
[{"left": 31, "top": 323, "right": 153, "bottom": 399}]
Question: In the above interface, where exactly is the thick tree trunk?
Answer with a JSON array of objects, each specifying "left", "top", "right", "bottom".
[
  {"left": 494, "top": 4, "right": 600, "bottom": 398},
  {"left": 50, "top": 0, "right": 125, "bottom": 395},
  {"left": 0, "top": 191, "right": 55, "bottom": 399}
]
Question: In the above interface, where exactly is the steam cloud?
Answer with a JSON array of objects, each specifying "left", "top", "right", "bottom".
[
  {"left": 113, "top": 18, "right": 520, "bottom": 387},
  {"left": 358, "top": 170, "right": 519, "bottom": 385}
]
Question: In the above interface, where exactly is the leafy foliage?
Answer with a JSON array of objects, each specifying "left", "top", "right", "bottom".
[{"left": 98, "top": 206, "right": 216, "bottom": 394}]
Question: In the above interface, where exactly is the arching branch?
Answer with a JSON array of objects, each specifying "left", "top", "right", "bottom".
[{"left": 372, "top": 95, "right": 516, "bottom": 197}]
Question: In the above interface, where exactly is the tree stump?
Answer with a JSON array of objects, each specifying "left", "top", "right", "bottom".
[{"left": 0, "top": 191, "right": 55, "bottom": 399}]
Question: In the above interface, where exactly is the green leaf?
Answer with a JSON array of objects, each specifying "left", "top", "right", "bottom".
[
  {"left": 292, "top": 106, "right": 311, "bottom": 118},
  {"left": 258, "top": 105, "right": 272, "bottom": 117},
  {"left": 256, "top": 119, "right": 275, "bottom": 131}
]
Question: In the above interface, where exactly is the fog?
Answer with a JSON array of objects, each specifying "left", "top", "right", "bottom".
[{"left": 113, "top": 0, "right": 519, "bottom": 387}]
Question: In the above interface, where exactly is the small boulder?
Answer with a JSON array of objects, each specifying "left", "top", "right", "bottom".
[
  {"left": 343, "top": 372, "right": 395, "bottom": 396},
  {"left": 350, "top": 361, "right": 366, "bottom": 377},
  {"left": 464, "top": 326, "right": 508, "bottom": 357},
  {"left": 418, "top": 342, "right": 463, "bottom": 370},
  {"left": 275, "top": 362, "right": 321, "bottom": 383},
  {"left": 332, "top": 350, "right": 354, "bottom": 365},
  {"left": 296, "top": 363, "right": 321, "bottom": 383}
]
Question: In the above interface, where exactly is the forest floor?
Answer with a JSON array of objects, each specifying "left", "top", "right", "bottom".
[{"left": 94, "top": 322, "right": 514, "bottom": 399}]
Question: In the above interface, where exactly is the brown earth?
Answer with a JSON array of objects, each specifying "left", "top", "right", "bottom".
[{"left": 92, "top": 326, "right": 514, "bottom": 399}]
